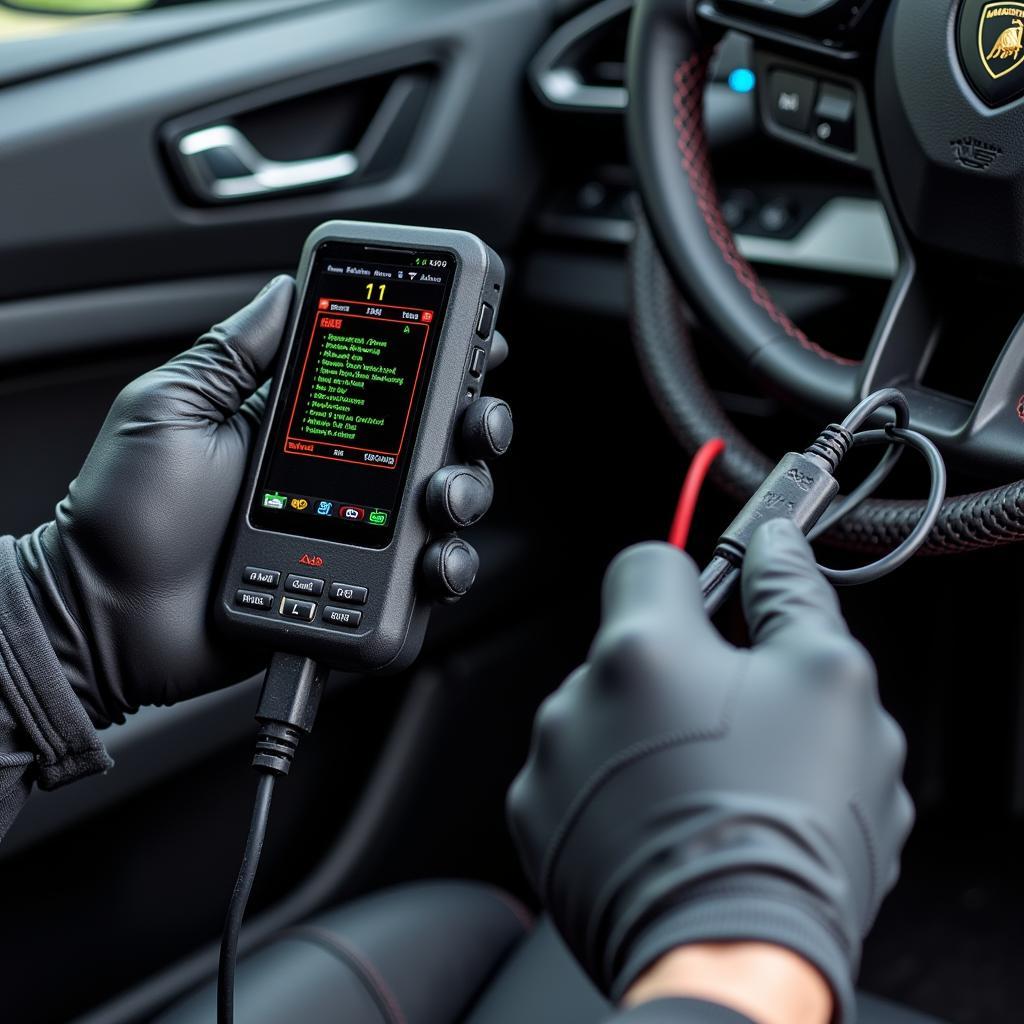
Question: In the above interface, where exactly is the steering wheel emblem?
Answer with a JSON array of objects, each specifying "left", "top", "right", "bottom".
[
  {"left": 959, "top": 1, "right": 1024, "bottom": 105},
  {"left": 981, "top": 5, "right": 1024, "bottom": 76}
]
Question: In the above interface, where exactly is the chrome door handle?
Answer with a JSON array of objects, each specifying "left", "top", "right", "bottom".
[{"left": 176, "top": 124, "right": 359, "bottom": 201}]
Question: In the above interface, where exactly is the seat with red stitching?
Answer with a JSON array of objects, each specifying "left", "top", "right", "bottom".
[{"left": 154, "top": 881, "right": 531, "bottom": 1024}]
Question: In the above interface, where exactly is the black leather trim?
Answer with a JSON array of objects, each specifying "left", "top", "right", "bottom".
[
  {"left": 154, "top": 881, "right": 530, "bottom": 1024},
  {"left": 278, "top": 924, "right": 407, "bottom": 1024}
]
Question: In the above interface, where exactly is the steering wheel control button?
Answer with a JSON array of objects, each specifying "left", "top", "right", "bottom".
[
  {"left": 235, "top": 590, "right": 273, "bottom": 611},
  {"left": 322, "top": 606, "right": 363, "bottom": 628},
  {"left": 285, "top": 574, "right": 324, "bottom": 596},
  {"left": 721, "top": 189, "right": 756, "bottom": 230},
  {"left": 958, "top": 0, "right": 1024, "bottom": 107},
  {"left": 243, "top": 567, "right": 280, "bottom": 588},
  {"left": 813, "top": 84, "right": 856, "bottom": 151},
  {"left": 469, "top": 346, "right": 486, "bottom": 379},
  {"left": 768, "top": 70, "right": 817, "bottom": 133},
  {"left": 279, "top": 597, "right": 317, "bottom": 622},
  {"left": 757, "top": 199, "right": 797, "bottom": 236},
  {"left": 476, "top": 301, "right": 494, "bottom": 338},
  {"left": 329, "top": 583, "right": 368, "bottom": 605}
]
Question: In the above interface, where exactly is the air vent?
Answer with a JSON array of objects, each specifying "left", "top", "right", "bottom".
[
  {"left": 530, "top": 0, "right": 632, "bottom": 112},
  {"left": 530, "top": 0, "right": 757, "bottom": 116}
]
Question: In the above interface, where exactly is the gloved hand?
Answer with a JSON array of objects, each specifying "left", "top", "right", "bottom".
[
  {"left": 13, "top": 276, "right": 512, "bottom": 728},
  {"left": 507, "top": 520, "right": 913, "bottom": 1023}
]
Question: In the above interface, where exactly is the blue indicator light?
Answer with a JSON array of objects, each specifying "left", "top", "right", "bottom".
[{"left": 728, "top": 68, "right": 756, "bottom": 94}]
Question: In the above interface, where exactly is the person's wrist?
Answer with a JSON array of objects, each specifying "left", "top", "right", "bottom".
[
  {"left": 605, "top": 870, "right": 857, "bottom": 1023},
  {"left": 624, "top": 943, "right": 832, "bottom": 1024},
  {"left": 0, "top": 534, "right": 112, "bottom": 788},
  {"left": 15, "top": 525, "right": 110, "bottom": 727}
]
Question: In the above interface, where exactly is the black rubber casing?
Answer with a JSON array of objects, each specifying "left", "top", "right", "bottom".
[{"left": 217, "top": 221, "right": 504, "bottom": 671}]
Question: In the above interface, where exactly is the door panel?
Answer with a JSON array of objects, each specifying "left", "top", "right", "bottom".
[{"left": 0, "top": 0, "right": 548, "bottom": 298}]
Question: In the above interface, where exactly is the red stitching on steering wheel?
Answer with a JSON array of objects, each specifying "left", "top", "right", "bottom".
[{"left": 672, "top": 54, "right": 858, "bottom": 368}]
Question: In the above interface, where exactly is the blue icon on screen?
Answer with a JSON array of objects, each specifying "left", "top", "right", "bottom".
[{"left": 316, "top": 501, "right": 333, "bottom": 516}]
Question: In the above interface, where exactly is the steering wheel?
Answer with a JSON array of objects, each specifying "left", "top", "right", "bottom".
[{"left": 626, "top": 0, "right": 1024, "bottom": 553}]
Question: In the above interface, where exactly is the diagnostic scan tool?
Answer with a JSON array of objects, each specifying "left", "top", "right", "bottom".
[{"left": 218, "top": 221, "right": 504, "bottom": 670}]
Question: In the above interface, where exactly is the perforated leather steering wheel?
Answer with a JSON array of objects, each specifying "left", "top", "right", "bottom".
[{"left": 626, "top": 0, "right": 1024, "bottom": 552}]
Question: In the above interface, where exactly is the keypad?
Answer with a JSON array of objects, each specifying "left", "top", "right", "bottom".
[{"left": 237, "top": 567, "right": 370, "bottom": 627}]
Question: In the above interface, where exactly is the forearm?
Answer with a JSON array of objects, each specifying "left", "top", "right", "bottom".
[{"left": 0, "top": 533, "right": 112, "bottom": 843}]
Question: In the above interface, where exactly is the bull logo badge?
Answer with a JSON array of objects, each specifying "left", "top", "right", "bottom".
[{"left": 980, "top": 4, "right": 1024, "bottom": 78}]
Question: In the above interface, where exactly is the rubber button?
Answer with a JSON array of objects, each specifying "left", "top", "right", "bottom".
[
  {"left": 243, "top": 567, "right": 280, "bottom": 588},
  {"left": 469, "top": 346, "right": 486, "bottom": 379},
  {"left": 322, "top": 606, "right": 363, "bottom": 628},
  {"left": 235, "top": 590, "right": 273, "bottom": 610},
  {"left": 461, "top": 396, "right": 513, "bottom": 458},
  {"left": 476, "top": 302, "right": 494, "bottom": 338},
  {"left": 422, "top": 536, "right": 479, "bottom": 605},
  {"left": 280, "top": 597, "right": 316, "bottom": 621},
  {"left": 285, "top": 574, "right": 325, "bottom": 596},
  {"left": 812, "top": 83, "right": 855, "bottom": 151},
  {"left": 757, "top": 199, "right": 796, "bottom": 235},
  {"left": 768, "top": 70, "right": 817, "bottom": 134},
  {"left": 329, "top": 583, "right": 368, "bottom": 605}
]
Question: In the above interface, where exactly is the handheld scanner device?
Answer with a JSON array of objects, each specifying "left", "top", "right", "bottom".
[{"left": 218, "top": 221, "right": 504, "bottom": 671}]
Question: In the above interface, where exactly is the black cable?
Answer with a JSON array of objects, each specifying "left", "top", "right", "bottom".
[
  {"left": 700, "top": 553, "right": 737, "bottom": 616},
  {"left": 631, "top": 216, "right": 1024, "bottom": 555},
  {"left": 839, "top": 388, "right": 910, "bottom": 434},
  {"left": 216, "top": 653, "right": 327, "bottom": 1024},
  {"left": 816, "top": 427, "right": 946, "bottom": 586},
  {"left": 807, "top": 390, "right": 911, "bottom": 542},
  {"left": 700, "top": 392, "right": 948, "bottom": 612},
  {"left": 217, "top": 773, "right": 276, "bottom": 1024},
  {"left": 807, "top": 444, "right": 903, "bottom": 542}
]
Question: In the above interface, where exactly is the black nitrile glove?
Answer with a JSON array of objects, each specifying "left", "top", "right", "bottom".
[
  {"left": 508, "top": 520, "right": 913, "bottom": 1023},
  {"left": 11, "top": 277, "right": 512, "bottom": 732}
]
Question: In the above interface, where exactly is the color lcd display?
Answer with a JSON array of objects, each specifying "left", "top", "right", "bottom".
[{"left": 250, "top": 240, "right": 457, "bottom": 548}]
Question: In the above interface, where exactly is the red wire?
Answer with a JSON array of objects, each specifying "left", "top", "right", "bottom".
[{"left": 669, "top": 438, "right": 726, "bottom": 550}]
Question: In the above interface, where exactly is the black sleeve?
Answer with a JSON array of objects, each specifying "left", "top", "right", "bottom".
[
  {"left": 604, "top": 999, "right": 757, "bottom": 1024},
  {"left": 0, "top": 701, "right": 35, "bottom": 839},
  {"left": 0, "top": 535, "right": 112, "bottom": 843}
]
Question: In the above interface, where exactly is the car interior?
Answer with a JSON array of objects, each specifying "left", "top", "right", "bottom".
[{"left": 1, "top": 1, "right": 1023, "bottom": 1023}]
